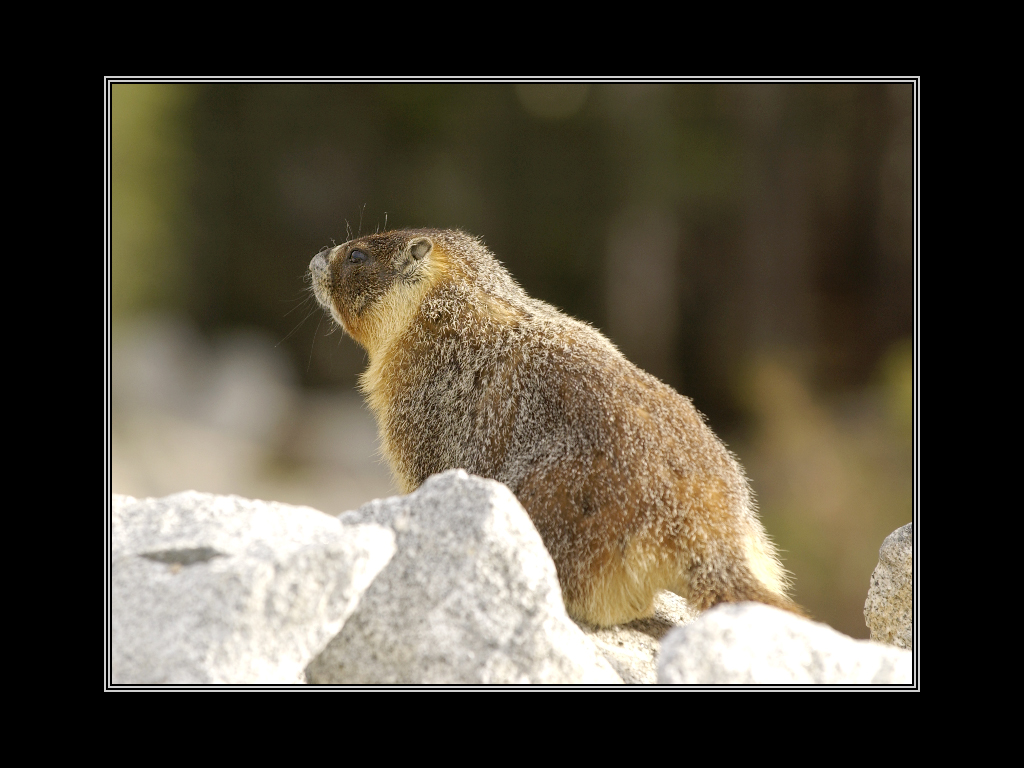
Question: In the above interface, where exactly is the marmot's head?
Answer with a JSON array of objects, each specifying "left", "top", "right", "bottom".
[
  {"left": 309, "top": 230, "right": 445, "bottom": 353},
  {"left": 309, "top": 228, "right": 527, "bottom": 355}
]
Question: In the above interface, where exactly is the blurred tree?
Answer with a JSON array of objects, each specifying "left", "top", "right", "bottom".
[
  {"left": 117, "top": 81, "right": 911, "bottom": 418},
  {"left": 111, "top": 84, "right": 194, "bottom": 319}
]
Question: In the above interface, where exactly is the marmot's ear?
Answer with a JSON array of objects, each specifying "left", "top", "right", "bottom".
[{"left": 402, "top": 236, "right": 433, "bottom": 272}]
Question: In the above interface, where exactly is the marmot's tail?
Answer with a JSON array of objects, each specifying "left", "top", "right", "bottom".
[
  {"left": 698, "top": 586, "right": 807, "bottom": 618},
  {"left": 685, "top": 559, "right": 808, "bottom": 618},
  {"left": 744, "top": 587, "right": 808, "bottom": 618}
]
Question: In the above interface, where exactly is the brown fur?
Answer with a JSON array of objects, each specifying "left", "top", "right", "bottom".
[{"left": 309, "top": 229, "right": 803, "bottom": 625}]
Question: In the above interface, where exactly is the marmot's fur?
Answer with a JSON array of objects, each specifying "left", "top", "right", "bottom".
[{"left": 310, "top": 228, "right": 801, "bottom": 625}]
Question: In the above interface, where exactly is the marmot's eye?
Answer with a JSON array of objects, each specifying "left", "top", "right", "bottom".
[{"left": 348, "top": 249, "right": 367, "bottom": 264}]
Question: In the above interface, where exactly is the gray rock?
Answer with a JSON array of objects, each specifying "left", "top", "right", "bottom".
[
  {"left": 305, "top": 470, "right": 622, "bottom": 684},
  {"left": 864, "top": 522, "right": 913, "bottom": 649},
  {"left": 657, "top": 602, "right": 912, "bottom": 684},
  {"left": 578, "top": 591, "right": 697, "bottom": 684},
  {"left": 111, "top": 491, "right": 395, "bottom": 684}
]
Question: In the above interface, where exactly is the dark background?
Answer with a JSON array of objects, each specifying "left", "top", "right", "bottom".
[{"left": 111, "top": 80, "right": 915, "bottom": 637}]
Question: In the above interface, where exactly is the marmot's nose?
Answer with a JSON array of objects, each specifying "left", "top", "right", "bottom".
[{"left": 310, "top": 247, "right": 332, "bottom": 271}]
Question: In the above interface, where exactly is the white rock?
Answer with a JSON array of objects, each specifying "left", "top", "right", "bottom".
[
  {"left": 111, "top": 491, "right": 395, "bottom": 684},
  {"left": 864, "top": 522, "right": 913, "bottom": 649},
  {"left": 305, "top": 470, "right": 622, "bottom": 684},
  {"left": 657, "top": 602, "right": 912, "bottom": 684}
]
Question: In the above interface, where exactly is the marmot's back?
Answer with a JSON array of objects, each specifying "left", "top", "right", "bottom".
[{"left": 310, "top": 228, "right": 801, "bottom": 625}]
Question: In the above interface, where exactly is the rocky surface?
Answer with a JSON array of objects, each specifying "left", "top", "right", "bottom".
[
  {"left": 109, "top": 477, "right": 915, "bottom": 686},
  {"left": 111, "top": 491, "right": 395, "bottom": 684},
  {"left": 864, "top": 522, "right": 913, "bottom": 649},
  {"left": 658, "top": 602, "right": 912, "bottom": 684}
]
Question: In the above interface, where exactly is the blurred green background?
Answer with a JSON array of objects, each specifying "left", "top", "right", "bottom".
[{"left": 110, "top": 81, "right": 914, "bottom": 638}]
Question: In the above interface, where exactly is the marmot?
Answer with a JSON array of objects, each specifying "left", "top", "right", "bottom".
[{"left": 309, "top": 228, "right": 801, "bottom": 626}]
